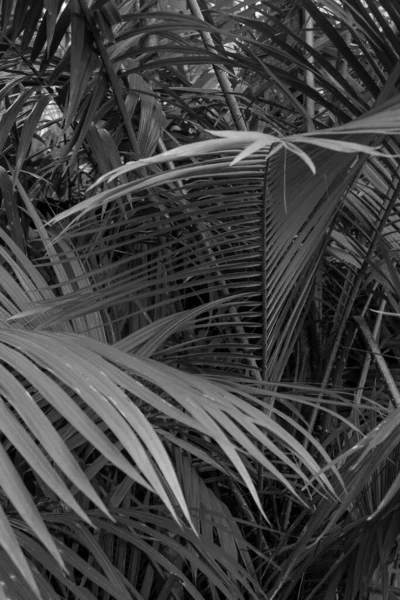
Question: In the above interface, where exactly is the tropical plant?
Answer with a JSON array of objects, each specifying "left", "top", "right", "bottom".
[{"left": 1, "top": 1, "right": 400, "bottom": 600}]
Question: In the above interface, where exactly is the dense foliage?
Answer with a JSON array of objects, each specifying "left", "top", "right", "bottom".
[{"left": 1, "top": 1, "right": 400, "bottom": 599}]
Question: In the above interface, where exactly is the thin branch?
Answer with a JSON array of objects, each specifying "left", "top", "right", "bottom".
[
  {"left": 354, "top": 315, "right": 400, "bottom": 409},
  {"left": 186, "top": 0, "right": 247, "bottom": 131}
]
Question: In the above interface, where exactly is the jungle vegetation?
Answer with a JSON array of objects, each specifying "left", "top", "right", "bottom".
[{"left": 1, "top": 1, "right": 400, "bottom": 599}]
